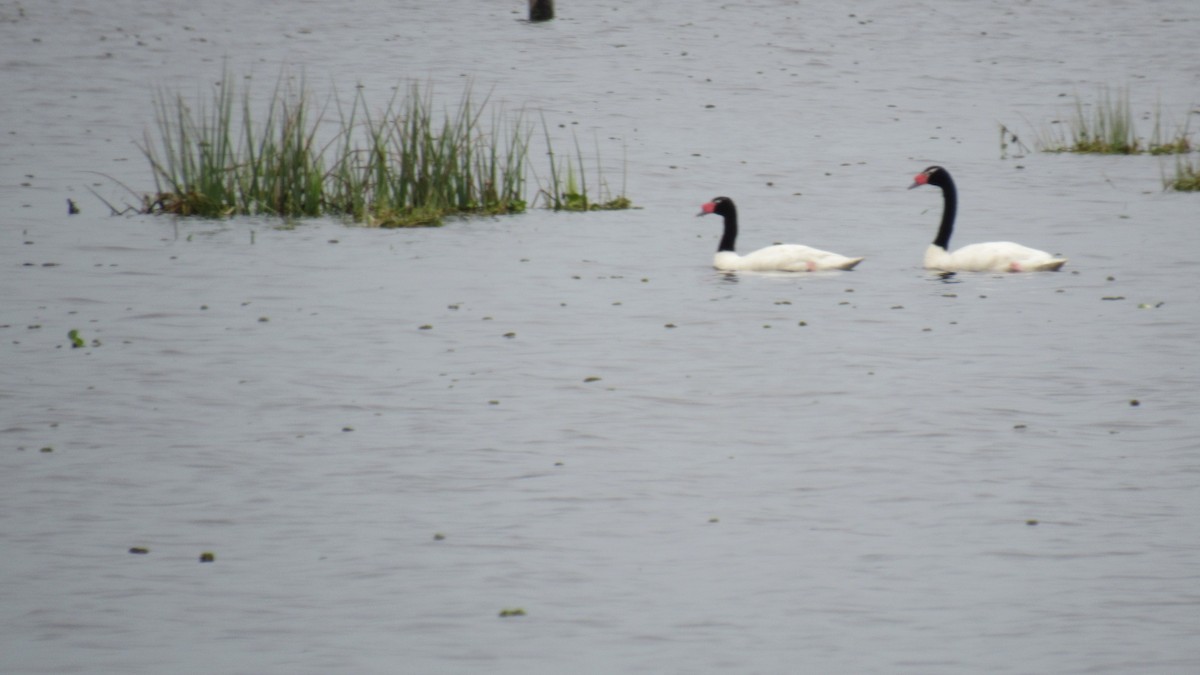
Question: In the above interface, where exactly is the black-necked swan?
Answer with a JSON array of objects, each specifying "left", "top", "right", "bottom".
[
  {"left": 697, "top": 197, "right": 864, "bottom": 272},
  {"left": 909, "top": 166, "right": 1067, "bottom": 272}
]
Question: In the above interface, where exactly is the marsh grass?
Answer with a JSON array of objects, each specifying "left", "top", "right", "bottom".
[
  {"left": 1166, "top": 155, "right": 1200, "bottom": 191},
  {"left": 325, "top": 85, "right": 531, "bottom": 226},
  {"left": 1147, "top": 109, "right": 1193, "bottom": 155},
  {"left": 141, "top": 77, "right": 327, "bottom": 217},
  {"left": 139, "top": 74, "right": 630, "bottom": 226},
  {"left": 1032, "top": 88, "right": 1193, "bottom": 155},
  {"left": 536, "top": 117, "right": 632, "bottom": 211}
]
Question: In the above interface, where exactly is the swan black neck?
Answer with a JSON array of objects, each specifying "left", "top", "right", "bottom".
[
  {"left": 712, "top": 198, "right": 738, "bottom": 252},
  {"left": 929, "top": 169, "right": 957, "bottom": 250}
]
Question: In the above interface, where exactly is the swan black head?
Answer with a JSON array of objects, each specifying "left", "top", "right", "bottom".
[
  {"left": 910, "top": 166, "right": 958, "bottom": 250},
  {"left": 698, "top": 196, "right": 739, "bottom": 252},
  {"left": 909, "top": 165, "right": 953, "bottom": 190},
  {"left": 698, "top": 196, "right": 736, "bottom": 218}
]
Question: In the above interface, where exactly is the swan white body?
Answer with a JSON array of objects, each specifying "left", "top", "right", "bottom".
[
  {"left": 699, "top": 197, "right": 863, "bottom": 272},
  {"left": 910, "top": 166, "right": 1067, "bottom": 273},
  {"left": 923, "top": 242, "right": 1067, "bottom": 273},
  {"left": 715, "top": 245, "right": 863, "bottom": 272}
]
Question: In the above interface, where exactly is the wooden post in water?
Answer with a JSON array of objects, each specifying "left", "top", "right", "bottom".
[{"left": 529, "top": 0, "right": 554, "bottom": 22}]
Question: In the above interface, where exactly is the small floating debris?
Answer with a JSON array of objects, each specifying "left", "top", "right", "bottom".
[
  {"left": 1013, "top": 424, "right": 1027, "bottom": 430},
  {"left": 128, "top": 547, "right": 149, "bottom": 555},
  {"left": 503, "top": 332, "right": 516, "bottom": 339},
  {"left": 432, "top": 533, "right": 446, "bottom": 541},
  {"left": 1129, "top": 399, "right": 1140, "bottom": 407},
  {"left": 1137, "top": 302, "right": 1164, "bottom": 309},
  {"left": 419, "top": 324, "right": 433, "bottom": 330},
  {"left": 583, "top": 376, "right": 602, "bottom": 383},
  {"left": 67, "top": 329, "right": 85, "bottom": 349},
  {"left": 1101, "top": 296, "right": 1125, "bottom": 301},
  {"left": 664, "top": 323, "right": 677, "bottom": 329},
  {"left": 498, "top": 608, "right": 526, "bottom": 617},
  {"left": 39, "top": 446, "right": 53, "bottom": 453},
  {"left": 199, "top": 552, "right": 215, "bottom": 563},
  {"left": 257, "top": 316, "right": 270, "bottom": 322},
  {"left": 797, "top": 321, "right": 807, "bottom": 327},
  {"left": 342, "top": 426, "right": 354, "bottom": 432},
  {"left": 1026, "top": 519, "right": 1039, "bottom": 526}
]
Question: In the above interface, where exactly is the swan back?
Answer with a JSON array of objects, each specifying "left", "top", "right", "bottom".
[
  {"left": 925, "top": 242, "right": 1068, "bottom": 273},
  {"left": 716, "top": 245, "right": 864, "bottom": 272}
]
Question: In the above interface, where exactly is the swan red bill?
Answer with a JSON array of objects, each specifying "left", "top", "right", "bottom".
[{"left": 699, "top": 201, "right": 717, "bottom": 215}]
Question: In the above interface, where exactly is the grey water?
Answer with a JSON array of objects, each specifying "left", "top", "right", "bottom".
[{"left": 2, "top": 1, "right": 1199, "bottom": 673}]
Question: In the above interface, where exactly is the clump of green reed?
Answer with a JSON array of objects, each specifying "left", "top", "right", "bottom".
[
  {"left": 239, "top": 79, "right": 326, "bottom": 217},
  {"left": 1037, "top": 88, "right": 1139, "bottom": 154},
  {"left": 1166, "top": 155, "right": 1200, "bottom": 191},
  {"left": 1147, "top": 109, "right": 1192, "bottom": 155},
  {"left": 536, "top": 118, "right": 631, "bottom": 212},
  {"left": 138, "top": 73, "right": 631, "bottom": 226},
  {"left": 326, "top": 85, "right": 531, "bottom": 226},
  {"left": 1032, "top": 87, "right": 1192, "bottom": 155},
  {"left": 141, "top": 77, "right": 325, "bottom": 217}
]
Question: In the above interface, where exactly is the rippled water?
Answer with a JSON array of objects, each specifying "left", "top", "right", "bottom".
[{"left": 3, "top": 1, "right": 1199, "bottom": 673}]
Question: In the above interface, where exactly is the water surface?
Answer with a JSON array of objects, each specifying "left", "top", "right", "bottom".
[{"left": 2, "top": 1, "right": 1199, "bottom": 673}]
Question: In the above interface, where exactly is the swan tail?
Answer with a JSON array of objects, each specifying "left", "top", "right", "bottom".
[
  {"left": 838, "top": 257, "right": 865, "bottom": 270},
  {"left": 1033, "top": 258, "right": 1068, "bottom": 271}
]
